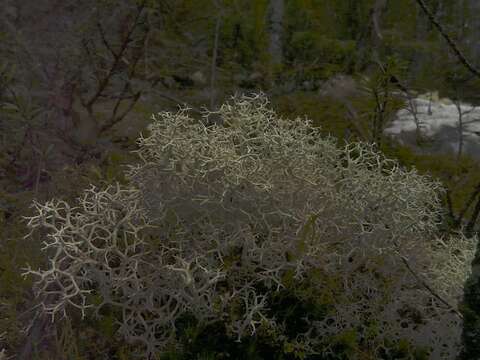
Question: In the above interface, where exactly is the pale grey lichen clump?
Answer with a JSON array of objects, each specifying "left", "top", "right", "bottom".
[{"left": 24, "top": 93, "right": 477, "bottom": 358}]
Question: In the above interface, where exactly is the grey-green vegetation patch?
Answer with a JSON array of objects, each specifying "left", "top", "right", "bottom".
[{"left": 23, "top": 93, "right": 477, "bottom": 359}]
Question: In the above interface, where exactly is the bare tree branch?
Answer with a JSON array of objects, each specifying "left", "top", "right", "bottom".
[
  {"left": 414, "top": 0, "right": 480, "bottom": 79},
  {"left": 100, "top": 26, "right": 148, "bottom": 134},
  {"left": 97, "top": 22, "right": 118, "bottom": 58},
  {"left": 85, "top": 2, "right": 146, "bottom": 109}
]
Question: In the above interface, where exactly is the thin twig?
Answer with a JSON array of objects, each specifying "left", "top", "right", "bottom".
[
  {"left": 397, "top": 252, "right": 463, "bottom": 319},
  {"left": 415, "top": 0, "right": 480, "bottom": 79},
  {"left": 85, "top": 2, "right": 146, "bottom": 109}
]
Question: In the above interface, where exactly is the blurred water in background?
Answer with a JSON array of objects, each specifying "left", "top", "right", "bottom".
[{"left": 385, "top": 93, "right": 480, "bottom": 162}]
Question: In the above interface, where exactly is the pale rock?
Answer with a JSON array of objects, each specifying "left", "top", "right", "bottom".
[
  {"left": 384, "top": 96, "right": 480, "bottom": 161},
  {"left": 191, "top": 71, "right": 207, "bottom": 86},
  {"left": 318, "top": 74, "right": 360, "bottom": 99},
  {"left": 248, "top": 72, "right": 263, "bottom": 82}
]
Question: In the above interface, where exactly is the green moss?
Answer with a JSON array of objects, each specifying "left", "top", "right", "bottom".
[{"left": 272, "top": 93, "right": 352, "bottom": 142}]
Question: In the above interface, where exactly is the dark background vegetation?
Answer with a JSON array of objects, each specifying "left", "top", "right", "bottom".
[{"left": 1, "top": 0, "right": 480, "bottom": 358}]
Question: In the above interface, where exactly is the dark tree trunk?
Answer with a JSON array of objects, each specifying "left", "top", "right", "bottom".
[{"left": 267, "top": 0, "right": 284, "bottom": 66}]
